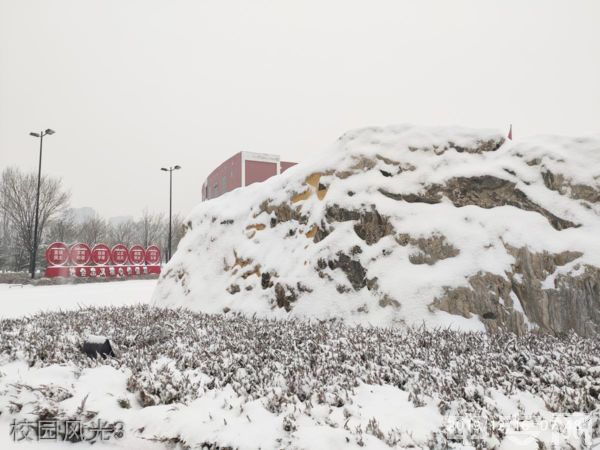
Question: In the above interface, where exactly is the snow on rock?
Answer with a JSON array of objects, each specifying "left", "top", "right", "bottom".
[{"left": 153, "top": 125, "right": 600, "bottom": 335}]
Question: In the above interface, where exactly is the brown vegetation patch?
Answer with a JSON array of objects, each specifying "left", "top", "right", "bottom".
[
  {"left": 305, "top": 224, "right": 319, "bottom": 239},
  {"left": 291, "top": 189, "right": 311, "bottom": 203},
  {"left": 232, "top": 251, "right": 252, "bottom": 269},
  {"left": 246, "top": 223, "right": 266, "bottom": 231},
  {"left": 241, "top": 265, "right": 261, "bottom": 279},
  {"left": 305, "top": 172, "right": 322, "bottom": 188},
  {"left": 317, "top": 187, "right": 328, "bottom": 200}
]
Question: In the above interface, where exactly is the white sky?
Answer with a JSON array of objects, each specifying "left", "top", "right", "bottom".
[{"left": 1, "top": 0, "right": 599, "bottom": 219}]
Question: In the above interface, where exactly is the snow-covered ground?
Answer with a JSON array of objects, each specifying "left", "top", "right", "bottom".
[
  {"left": 0, "top": 280, "right": 156, "bottom": 319},
  {"left": 0, "top": 305, "right": 598, "bottom": 449},
  {"left": 0, "top": 281, "right": 158, "bottom": 449},
  {"left": 0, "top": 278, "right": 598, "bottom": 449}
]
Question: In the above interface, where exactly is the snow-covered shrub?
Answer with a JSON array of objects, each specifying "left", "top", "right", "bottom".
[{"left": 1, "top": 305, "right": 598, "bottom": 448}]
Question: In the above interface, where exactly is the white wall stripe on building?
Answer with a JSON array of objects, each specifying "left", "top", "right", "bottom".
[{"left": 241, "top": 151, "right": 281, "bottom": 187}]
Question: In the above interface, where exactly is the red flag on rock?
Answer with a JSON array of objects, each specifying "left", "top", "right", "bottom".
[{"left": 508, "top": 124, "right": 513, "bottom": 140}]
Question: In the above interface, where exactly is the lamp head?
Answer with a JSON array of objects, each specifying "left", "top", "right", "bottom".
[
  {"left": 45, "top": 129, "right": 55, "bottom": 135},
  {"left": 160, "top": 168, "right": 168, "bottom": 171},
  {"left": 174, "top": 165, "right": 181, "bottom": 170},
  {"left": 30, "top": 132, "right": 41, "bottom": 138}
]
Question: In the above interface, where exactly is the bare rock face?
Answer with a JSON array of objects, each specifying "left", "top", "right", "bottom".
[
  {"left": 154, "top": 125, "right": 600, "bottom": 336},
  {"left": 542, "top": 267, "right": 600, "bottom": 336},
  {"left": 408, "top": 137, "right": 505, "bottom": 154},
  {"left": 431, "top": 271, "right": 528, "bottom": 335},
  {"left": 325, "top": 252, "right": 368, "bottom": 291},
  {"left": 326, "top": 205, "right": 394, "bottom": 245},
  {"left": 396, "top": 233, "right": 459, "bottom": 265},
  {"left": 381, "top": 175, "right": 578, "bottom": 230},
  {"left": 509, "top": 247, "right": 600, "bottom": 336},
  {"left": 432, "top": 247, "right": 600, "bottom": 336},
  {"left": 541, "top": 170, "right": 600, "bottom": 204}
]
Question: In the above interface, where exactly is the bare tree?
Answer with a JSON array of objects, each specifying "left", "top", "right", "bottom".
[
  {"left": 0, "top": 167, "right": 70, "bottom": 268},
  {"left": 0, "top": 211, "right": 12, "bottom": 269},
  {"left": 48, "top": 209, "right": 77, "bottom": 243},
  {"left": 0, "top": 211, "right": 30, "bottom": 271},
  {"left": 108, "top": 219, "right": 137, "bottom": 246},
  {"left": 136, "top": 209, "right": 165, "bottom": 247},
  {"left": 76, "top": 214, "right": 107, "bottom": 245},
  {"left": 158, "top": 213, "right": 186, "bottom": 261},
  {"left": 171, "top": 213, "right": 186, "bottom": 249}
]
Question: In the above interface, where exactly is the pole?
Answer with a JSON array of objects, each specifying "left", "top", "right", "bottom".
[
  {"left": 30, "top": 132, "right": 43, "bottom": 279},
  {"left": 168, "top": 169, "right": 173, "bottom": 261}
]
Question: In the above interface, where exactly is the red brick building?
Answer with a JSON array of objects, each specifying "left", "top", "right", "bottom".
[{"left": 202, "top": 152, "right": 297, "bottom": 201}]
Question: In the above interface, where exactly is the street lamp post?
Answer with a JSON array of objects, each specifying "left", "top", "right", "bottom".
[
  {"left": 29, "top": 129, "right": 55, "bottom": 279},
  {"left": 160, "top": 165, "right": 181, "bottom": 261}
]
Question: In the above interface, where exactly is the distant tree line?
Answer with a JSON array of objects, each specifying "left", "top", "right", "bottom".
[{"left": 0, "top": 167, "right": 185, "bottom": 272}]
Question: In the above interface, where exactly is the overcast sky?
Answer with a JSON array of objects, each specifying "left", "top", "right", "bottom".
[{"left": 1, "top": 0, "right": 599, "bottom": 219}]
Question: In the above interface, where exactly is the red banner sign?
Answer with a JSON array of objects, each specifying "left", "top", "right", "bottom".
[
  {"left": 91, "top": 243, "right": 111, "bottom": 265},
  {"left": 45, "top": 265, "right": 161, "bottom": 278},
  {"left": 111, "top": 244, "right": 129, "bottom": 265},
  {"left": 145, "top": 245, "right": 161, "bottom": 265},
  {"left": 129, "top": 245, "right": 146, "bottom": 265},
  {"left": 45, "top": 242, "right": 70, "bottom": 266},
  {"left": 45, "top": 242, "right": 162, "bottom": 278},
  {"left": 70, "top": 243, "right": 91, "bottom": 266}
]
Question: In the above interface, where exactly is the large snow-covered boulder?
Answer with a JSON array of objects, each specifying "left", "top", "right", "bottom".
[{"left": 153, "top": 125, "right": 600, "bottom": 335}]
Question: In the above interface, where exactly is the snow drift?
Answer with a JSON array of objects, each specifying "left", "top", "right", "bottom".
[{"left": 153, "top": 125, "right": 600, "bottom": 335}]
